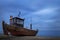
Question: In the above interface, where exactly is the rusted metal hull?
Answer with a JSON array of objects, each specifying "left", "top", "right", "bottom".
[
  {"left": 2, "top": 21, "right": 38, "bottom": 36},
  {"left": 7, "top": 26, "right": 38, "bottom": 36},
  {"left": 9, "top": 29, "right": 37, "bottom": 36}
]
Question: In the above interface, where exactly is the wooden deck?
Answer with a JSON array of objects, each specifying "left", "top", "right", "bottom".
[{"left": 0, "top": 35, "right": 60, "bottom": 40}]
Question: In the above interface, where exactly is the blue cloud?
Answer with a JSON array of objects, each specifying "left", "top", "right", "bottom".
[{"left": 0, "top": 0, "right": 60, "bottom": 36}]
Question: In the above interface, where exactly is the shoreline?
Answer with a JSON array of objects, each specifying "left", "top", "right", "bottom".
[{"left": 0, "top": 35, "right": 60, "bottom": 40}]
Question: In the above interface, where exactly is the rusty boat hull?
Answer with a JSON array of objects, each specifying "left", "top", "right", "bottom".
[
  {"left": 7, "top": 26, "right": 38, "bottom": 36},
  {"left": 2, "top": 21, "right": 38, "bottom": 36}
]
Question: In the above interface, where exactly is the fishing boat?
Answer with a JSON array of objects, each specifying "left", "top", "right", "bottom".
[{"left": 2, "top": 15, "right": 38, "bottom": 36}]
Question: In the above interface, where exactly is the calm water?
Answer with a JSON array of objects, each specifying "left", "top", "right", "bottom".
[{"left": 37, "top": 30, "right": 60, "bottom": 37}]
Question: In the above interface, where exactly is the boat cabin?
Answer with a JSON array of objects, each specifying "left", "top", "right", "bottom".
[{"left": 10, "top": 16, "right": 24, "bottom": 27}]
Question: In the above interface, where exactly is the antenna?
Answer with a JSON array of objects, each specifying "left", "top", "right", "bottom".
[{"left": 18, "top": 11, "right": 21, "bottom": 17}]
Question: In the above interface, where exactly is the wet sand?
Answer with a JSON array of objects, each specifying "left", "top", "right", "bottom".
[{"left": 0, "top": 35, "right": 60, "bottom": 40}]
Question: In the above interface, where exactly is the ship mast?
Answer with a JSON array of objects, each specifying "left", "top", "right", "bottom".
[
  {"left": 30, "top": 17, "right": 32, "bottom": 29},
  {"left": 18, "top": 11, "right": 21, "bottom": 17}
]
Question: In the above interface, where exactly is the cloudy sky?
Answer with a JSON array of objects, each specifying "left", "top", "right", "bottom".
[{"left": 0, "top": 0, "right": 60, "bottom": 36}]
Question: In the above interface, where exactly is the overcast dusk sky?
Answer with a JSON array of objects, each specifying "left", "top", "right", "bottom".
[{"left": 0, "top": 0, "right": 60, "bottom": 36}]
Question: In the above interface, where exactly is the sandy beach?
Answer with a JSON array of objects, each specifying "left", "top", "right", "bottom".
[{"left": 0, "top": 35, "right": 60, "bottom": 40}]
